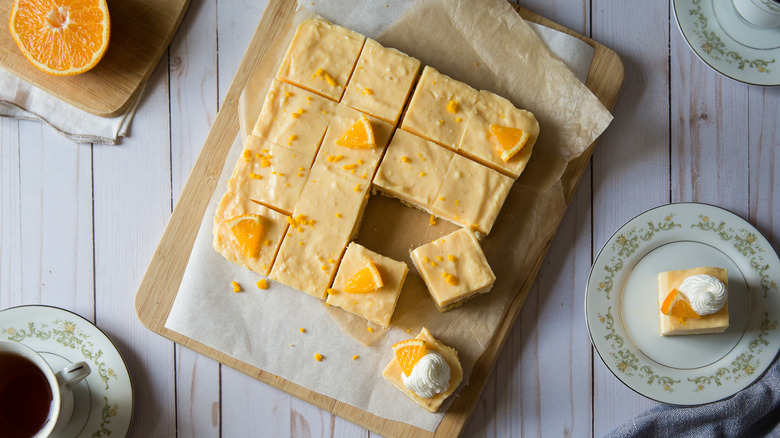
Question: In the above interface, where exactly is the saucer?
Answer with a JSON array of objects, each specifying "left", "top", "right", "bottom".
[
  {"left": 0, "top": 305, "right": 133, "bottom": 437},
  {"left": 673, "top": 0, "right": 780, "bottom": 86},
  {"left": 586, "top": 203, "right": 780, "bottom": 405}
]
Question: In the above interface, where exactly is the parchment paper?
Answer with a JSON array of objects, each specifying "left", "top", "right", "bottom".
[{"left": 166, "top": 0, "right": 613, "bottom": 432}]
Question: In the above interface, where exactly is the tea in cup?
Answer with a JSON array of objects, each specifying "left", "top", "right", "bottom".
[{"left": 0, "top": 341, "right": 90, "bottom": 437}]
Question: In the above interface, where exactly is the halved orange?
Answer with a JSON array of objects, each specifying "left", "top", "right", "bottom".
[
  {"left": 490, "top": 124, "right": 530, "bottom": 162},
  {"left": 336, "top": 114, "right": 376, "bottom": 149},
  {"left": 392, "top": 338, "right": 427, "bottom": 377},
  {"left": 225, "top": 214, "right": 264, "bottom": 258},
  {"left": 9, "top": 0, "right": 111, "bottom": 76},
  {"left": 660, "top": 288, "right": 702, "bottom": 319},
  {"left": 343, "top": 261, "right": 383, "bottom": 293}
]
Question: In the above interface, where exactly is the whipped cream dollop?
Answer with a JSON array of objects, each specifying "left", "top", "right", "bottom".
[
  {"left": 402, "top": 351, "right": 451, "bottom": 399},
  {"left": 678, "top": 274, "right": 727, "bottom": 315}
]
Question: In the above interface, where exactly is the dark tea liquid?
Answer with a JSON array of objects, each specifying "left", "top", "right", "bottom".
[{"left": 0, "top": 352, "right": 53, "bottom": 438}]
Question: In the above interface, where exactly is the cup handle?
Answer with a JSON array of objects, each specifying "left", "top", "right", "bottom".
[{"left": 56, "top": 361, "right": 91, "bottom": 389}]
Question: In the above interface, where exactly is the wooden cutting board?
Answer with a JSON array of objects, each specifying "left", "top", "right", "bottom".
[
  {"left": 134, "top": 1, "right": 624, "bottom": 436},
  {"left": 0, "top": 0, "right": 190, "bottom": 117}
]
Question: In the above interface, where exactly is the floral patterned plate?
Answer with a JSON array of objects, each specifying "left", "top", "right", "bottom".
[
  {"left": 673, "top": 0, "right": 780, "bottom": 86},
  {"left": 586, "top": 203, "right": 780, "bottom": 405},
  {"left": 0, "top": 305, "right": 133, "bottom": 437}
]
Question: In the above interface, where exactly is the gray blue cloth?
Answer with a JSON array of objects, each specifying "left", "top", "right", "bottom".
[{"left": 607, "top": 358, "right": 780, "bottom": 438}]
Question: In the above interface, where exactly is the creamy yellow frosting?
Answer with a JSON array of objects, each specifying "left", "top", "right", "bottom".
[
  {"left": 277, "top": 19, "right": 365, "bottom": 101},
  {"left": 341, "top": 39, "right": 421, "bottom": 124},
  {"left": 228, "top": 135, "right": 313, "bottom": 215}
]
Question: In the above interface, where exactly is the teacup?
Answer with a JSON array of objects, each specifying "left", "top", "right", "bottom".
[
  {"left": 733, "top": 0, "right": 780, "bottom": 28},
  {"left": 0, "top": 340, "right": 91, "bottom": 437}
]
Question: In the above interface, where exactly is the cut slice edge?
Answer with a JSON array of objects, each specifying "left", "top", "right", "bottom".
[
  {"left": 225, "top": 214, "right": 264, "bottom": 258},
  {"left": 489, "top": 124, "right": 530, "bottom": 162},
  {"left": 660, "top": 288, "right": 702, "bottom": 319},
  {"left": 343, "top": 260, "right": 384, "bottom": 293},
  {"left": 392, "top": 338, "right": 427, "bottom": 377},
  {"left": 336, "top": 114, "right": 376, "bottom": 149}
]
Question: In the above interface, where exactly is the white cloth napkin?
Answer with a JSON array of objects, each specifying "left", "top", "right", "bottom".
[{"left": 0, "top": 67, "right": 141, "bottom": 145}]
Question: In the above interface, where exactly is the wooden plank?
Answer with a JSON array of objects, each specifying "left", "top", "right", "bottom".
[
  {"left": 748, "top": 87, "right": 779, "bottom": 247},
  {"left": 0, "top": 0, "right": 190, "bottom": 117},
  {"left": 134, "top": 2, "right": 624, "bottom": 436},
  {"left": 670, "top": 28, "right": 749, "bottom": 216},
  {"left": 0, "top": 118, "right": 95, "bottom": 318},
  {"left": 169, "top": 0, "right": 221, "bottom": 436},
  {"left": 93, "top": 61, "right": 177, "bottom": 436},
  {"left": 590, "top": 0, "right": 669, "bottom": 434},
  {"left": 18, "top": 127, "right": 94, "bottom": 317},
  {"left": 0, "top": 117, "right": 22, "bottom": 309}
]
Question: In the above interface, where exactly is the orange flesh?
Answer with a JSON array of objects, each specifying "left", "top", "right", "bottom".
[
  {"left": 226, "top": 214, "right": 264, "bottom": 258},
  {"left": 393, "top": 339, "right": 427, "bottom": 377},
  {"left": 9, "top": 0, "right": 111, "bottom": 76},
  {"left": 489, "top": 124, "right": 530, "bottom": 161},
  {"left": 343, "top": 261, "right": 383, "bottom": 293},
  {"left": 336, "top": 114, "right": 376, "bottom": 149},
  {"left": 660, "top": 288, "right": 702, "bottom": 319}
]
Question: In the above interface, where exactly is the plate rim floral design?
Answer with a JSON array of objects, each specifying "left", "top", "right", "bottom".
[
  {"left": 0, "top": 304, "right": 134, "bottom": 437},
  {"left": 672, "top": 0, "right": 780, "bottom": 87},
  {"left": 585, "top": 202, "right": 780, "bottom": 406}
]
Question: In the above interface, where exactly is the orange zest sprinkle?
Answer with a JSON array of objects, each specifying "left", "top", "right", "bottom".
[{"left": 446, "top": 100, "right": 459, "bottom": 113}]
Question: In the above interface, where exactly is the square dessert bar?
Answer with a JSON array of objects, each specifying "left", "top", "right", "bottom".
[
  {"left": 459, "top": 90, "right": 540, "bottom": 179},
  {"left": 277, "top": 19, "right": 365, "bottom": 101},
  {"left": 411, "top": 228, "right": 496, "bottom": 312},
  {"left": 252, "top": 79, "right": 337, "bottom": 158},
  {"left": 314, "top": 104, "right": 394, "bottom": 181},
  {"left": 382, "top": 327, "right": 463, "bottom": 412},
  {"left": 292, "top": 163, "right": 371, "bottom": 241},
  {"left": 658, "top": 267, "right": 729, "bottom": 336},
  {"left": 326, "top": 242, "right": 409, "bottom": 327},
  {"left": 269, "top": 225, "right": 348, "bottom": 300},
  {"left": 227, "top": 135, "right": 313, "bottom": 215},
  {"left": 431, "top": 154, "right": 514, "bottom": 235},
  {"left": 401, "top": 66, "right": 478, "bottom": 151},
  {"left": 213, "top": 191, "right": 289, "bottom": 276},
  {"left": 372, "top": 129, "right": 455, "bottom": 208},
  {"left": 341, "top": 39, "right": 421, "bottom": 125}
]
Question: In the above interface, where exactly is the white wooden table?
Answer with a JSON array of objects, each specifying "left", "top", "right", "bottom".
[{"left": 2, "top": 0, "right": 778, "bottom": 436}]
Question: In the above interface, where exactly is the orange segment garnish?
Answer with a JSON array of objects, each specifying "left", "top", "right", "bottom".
[
  {"left": 336, "top": 114, "right": 376, "bottom": 149},
  {"left": 490, "top": 124, "right": 531, "bottom": 162},
  {"left": 9, "top": 0, "right": 111, "bottom": 76},
  {"left": 392, "top": 339, "right": 427, "bottom": 377},
  {"left": 660, "top": 288, "right": 702, "bottom": 319},
  {"left": 225, "top": 214, "right": 264, "bottom": 258},
  {"left": 343, "top": 261, "right": 383, "bottom": 293}
]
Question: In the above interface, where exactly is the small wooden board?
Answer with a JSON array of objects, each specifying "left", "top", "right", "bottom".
[
  {"left": 0, "top": 0, "right": 190, "bottom": 117},
  {"left": 135, "top": 1, "right": 624, "bottom": 436}
]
